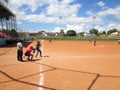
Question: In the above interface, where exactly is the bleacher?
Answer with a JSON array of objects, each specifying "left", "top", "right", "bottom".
[
  {"left": 0, "top": 0, "right": 17, "bottom": 46},
  {"left": 0, "top": 31, "right": 12, "bottom": 38}
]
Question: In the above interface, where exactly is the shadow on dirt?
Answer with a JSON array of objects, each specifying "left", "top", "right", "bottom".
[
  {"left": 21, "top": 59, "right": 41, "bottom": 62},
  {"left": 0, "top": 41, "right": 32, "bottom": 48},
  {"left": 0, "top": 69, "right": 56, "bottom": 90}
]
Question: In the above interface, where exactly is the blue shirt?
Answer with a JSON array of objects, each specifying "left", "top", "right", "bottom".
[{"left": 36, "top": 43, "right": 41, "bottom": 50}]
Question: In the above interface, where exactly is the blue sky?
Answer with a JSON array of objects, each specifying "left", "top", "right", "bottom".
[{"left": 7, "top": 0, "right": 120, "bottom": 33}]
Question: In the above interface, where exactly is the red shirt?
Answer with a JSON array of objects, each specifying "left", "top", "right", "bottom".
[
  {"left": 94, "top": 39, "right": 96, "bottom": 42},
  {"left": 26, "top": 46, "right": 33, "bottom": 54}
]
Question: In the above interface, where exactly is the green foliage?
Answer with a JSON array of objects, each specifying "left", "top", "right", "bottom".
[
  {"left": 60, "top": 29, "right": 64, "bottom": 36},
  {"left": 30, "top": 28, "right": 120, "bottom": 42},
  {"left": 36, "top": 35, "right": 120, "bottom": 42},
  {"left": 11, "top": 29, "right": 18, "bottom": 38},
  {"left": 79, "top": 32, "right": 85, "bottom": 36},
  {"left": 107, "top": 29, "right": 118, "bottom": 35},
  {"left": 89, "top": 29, "right": 99, "bottom": 36},
  {"left": 101, "top": 31, "right": 106, "bottom": 35},
  {"left": 66, "top": 30, "right": 76, "bottom": 36}
]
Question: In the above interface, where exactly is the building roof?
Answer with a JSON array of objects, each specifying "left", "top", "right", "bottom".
[
  {"left": 0, "top": 1, "right": 15, "bottom": 19},
  {"left": 111, "top": 32, "right": 118, "bottom": 35}
]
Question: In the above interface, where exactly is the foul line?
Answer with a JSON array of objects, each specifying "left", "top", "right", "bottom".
[{"left": 39, "top": 40, "right": 44, "bottom": 90}]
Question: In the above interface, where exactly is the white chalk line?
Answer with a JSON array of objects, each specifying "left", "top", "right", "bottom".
[
  {"left": 55, "top": 55, "right": 120, "bottom": 58},
  {"left": 38, "top": 40, "right": 44, "bottom": 90},
  {"left": 38, "top": 41, "right": 119, "bottom": 90},
  {"left": 39, "top": 66, "right": 44, "bottom": 90},
  {"left": 87, "top": 45, "right": 104, "bottom": 47}
]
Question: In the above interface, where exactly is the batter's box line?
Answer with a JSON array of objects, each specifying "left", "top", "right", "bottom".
[
  {"left": 87, "top": 74, "right": 100, "bottom": 90},
  {"left": 87, "top": 74, "right": 120, "bottom": 90},
  {"left": 57, "top": 66, "right": 120, "bottom": 78},
  {"left": 34, "top": 62, "right": 120, "bottom": 78},
  {"left": 100, "top": 74, "right": 120, "bottom": 78},
  {"left": 35, "top": 62, "right": 57, "bottom": 69},
  {"left": 0, "top": 63, "right": 23, "bottom": 67},
  {"left": 0, "top": 68, "right": 56, "bottom": 83},
  {"left": 0, "top": 70, "right": 56, "bottom": 90}
]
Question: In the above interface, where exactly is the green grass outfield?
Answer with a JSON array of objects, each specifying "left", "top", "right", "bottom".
[{"left": 35, "top": 35, "right": 120, "bottom": 42}]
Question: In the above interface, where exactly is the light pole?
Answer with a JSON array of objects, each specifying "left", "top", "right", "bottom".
[
  {"left": 59, "top": 16, "right": 62, "bottom": 30},
  {"left": 92, "top": 15, "right": 96, "bottom": 29},
  {"left": 59, "top": 16, "right": 62, "bottom": 36},
  {"left": 89, "top": 15, "right": 96, "bottom": 41}
]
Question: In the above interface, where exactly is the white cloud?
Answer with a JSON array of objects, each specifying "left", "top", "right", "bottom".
[
  {"left": 86, "top": 10, "right": 94, "bottom": 16},
  {"left": 52, "top": 24, "right": 89, "bottom": 33},
  {"left": 9, "top": 0, "right": 47, "bottom": 12},
  {"left": 6, "top": 0, "right": 120, "bottom": 32},
  {"left": 65, "top": 23, "right": 91, "bottom": 33},
  {"left": 8, "top": 0, "right": 82, "bottom": 24},
  {"left": 106, "top": 23, "right": 120, "bottom": 30},
  {"left": 53, "top": 27, "right": 61, "bottom": 32},
  {"left": 97, "top": 1, "right": 105, "bottom": 7},
  {"left": 97, "top": 6, "right": 120, "bottom": 19},
  {"left": 93, "top": 22, "right": 120, "bottom": 32},
  {"left": 96, "top": 1, "right": 108, "bottom": 10},
  {"left": 46, "top": 0, "right": 81, "bottom": 17}
]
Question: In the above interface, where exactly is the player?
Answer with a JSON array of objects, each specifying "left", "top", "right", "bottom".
[
  {"left": 35, "top": 41, "right": 42, "bottom": 58},
  {"left": 49, "top": 39, "right": 52, "bottom": 42},
  {"left": 93, "top": 38, "right": 96, "bottom": 46},
  {"left": 25, "top": 46, "right": 34, "bottom": 61}
]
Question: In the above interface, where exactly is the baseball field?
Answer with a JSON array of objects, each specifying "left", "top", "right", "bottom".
[{"left": 0, "top": 40, "right": 120, "bottom": 90}]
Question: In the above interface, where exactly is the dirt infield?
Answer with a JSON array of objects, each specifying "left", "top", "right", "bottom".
[{"left": 0, "top": 40, "right": 120, "bottom": 90}]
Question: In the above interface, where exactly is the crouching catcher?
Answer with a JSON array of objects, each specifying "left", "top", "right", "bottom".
[{"left": 25, "top": 46, "right": 35, "bottom": 61}]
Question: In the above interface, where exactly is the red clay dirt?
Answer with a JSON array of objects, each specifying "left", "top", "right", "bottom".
[{"left": 0, "top": 40, "right": 120, "bottom": 90}]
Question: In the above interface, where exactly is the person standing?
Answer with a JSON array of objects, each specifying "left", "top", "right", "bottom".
[
  {"left": 35, "top": 41, "right": 42, "bottom": 58},
  {"left": 93, "top": 38, "right": 97, "bottom": 46},
  {"left": 49, "top": 39, "right": 52, "bottom": 42},
  {"left": 17, "top": 40, "right": 23, "bottom": 61}
]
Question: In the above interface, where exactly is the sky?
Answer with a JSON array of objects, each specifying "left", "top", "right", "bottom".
[{"left": 6, "top": 0, "right": 120, "bottom": 33}]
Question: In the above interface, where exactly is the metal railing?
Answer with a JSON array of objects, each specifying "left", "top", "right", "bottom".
[{"left": 0, "top": 0, "right": 9, "bottom": 8}]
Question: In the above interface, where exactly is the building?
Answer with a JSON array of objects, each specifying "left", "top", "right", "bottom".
[
  {"left": 0, "top": 0, "right": 17, "bottom": 45},
  {"left": 0, "top": 0, "right": 17, "bottom": 31},
  {"left": 111, "top": 31, "right": 120, "bottom": 36}
]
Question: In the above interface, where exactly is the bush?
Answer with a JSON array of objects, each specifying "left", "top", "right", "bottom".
[{"left": 36, "top": 36, "right": 120, "bottom": 42}]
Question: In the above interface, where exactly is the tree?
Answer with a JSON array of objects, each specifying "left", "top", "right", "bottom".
[
  {"left": 11, "top": 29, "right": 18, "bottom": 38},
  {"left": 66, "top": 30, "right": 76, "bottom": 36},
  {"left": 102, "top": 31, "right": 106, "bottom": 35},
  {"left": 100, "top": 31, "right": 106, "bottom": 35},
  {"left": 79, "top": 32, "right": 85, "bottom": 37},
  {"left": 107, "top": 29, "right": 118, "bottom": 35},
  {"left": 60, "top": 29, "right": 64, "bottom": 36},
  {"left": 89, "top": 29, "right": 99, "bottom": 36}
]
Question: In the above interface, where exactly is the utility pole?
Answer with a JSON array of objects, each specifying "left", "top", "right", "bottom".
[
  {"left": 92, "top": 15, "right": 96, "bottom": 29},
  {"left": 59, "top": 16, "right": 62, "bottom": 30}
]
